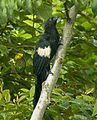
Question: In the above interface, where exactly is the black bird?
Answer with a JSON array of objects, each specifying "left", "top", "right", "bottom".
[{"left": 33, "top": 17, "right": 59, "bottom": 108}]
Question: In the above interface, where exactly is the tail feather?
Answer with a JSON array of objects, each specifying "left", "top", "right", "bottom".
[{"left": 33, "top": 70, "right": 47, "bottom": 108}]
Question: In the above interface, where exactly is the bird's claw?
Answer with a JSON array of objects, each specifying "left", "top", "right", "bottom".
[{"left": 49, "top": 70, "right": 54, "bottom": 75}]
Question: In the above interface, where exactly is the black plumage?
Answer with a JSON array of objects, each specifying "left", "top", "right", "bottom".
[{"left": 33, "top": 17, "right": 59, "bottom": 108}]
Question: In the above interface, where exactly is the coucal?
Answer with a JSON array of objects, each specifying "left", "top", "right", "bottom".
[{"left": 33, "top": 17, "right": 59, "bottom": 108}]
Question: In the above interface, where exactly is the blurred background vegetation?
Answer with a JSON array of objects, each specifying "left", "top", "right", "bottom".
[{"left": 0, "top": 0, "right": 97, "bottom": 120}]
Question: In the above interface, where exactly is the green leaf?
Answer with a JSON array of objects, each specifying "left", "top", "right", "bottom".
[
  {"left": 23, "top": 20, "right": 33, "bottom": 27},
  {"left": 69, "top": 114, "right": 88, "bottom": 120},
  {"left": 91, "top": 0, "right": 97, "bottom": 15},
  {"left": 23, "top": 50, "right": 33, "bottom": 55},
  {"left": 76, "top": 0, "right": 87, "bottom": 11},
  {"left": 25, "top": 0, "right": 32, "bottom": 12},
  {"left": 92, "top": 99, "right": 97, "bottom": 116},
  {"left": 0, "top": 115, "right": 4, "bottom": 120},
  {"left": 33, "top": 0, "right": 42, "bottom": 6},
  {"left": 17, "top": 0, "right": 23, "bottom": 7},
  {"left": 85, "top": 87, "right": 95, "bottom": 94},
  {"left": 20, "top": 88, "right": 29, "bottom": 94},
  {"left": 0, "top": 8, "right": 7, "bottom": 25},
  {"left": 26, "top": 15, "right": 33, "bottom": 20},
  {"left": 18, "top": 95, "right": 27, "bottom": 103},
  {"left": 0, "top": 45, "right": 8, "bottom": 56},
  {"left": 38, "top": 4, "right": 52, "bottom": 20},
  {"left": 2, "top": 90, "right": 10, "bottom": 102},
  {"left": 82, "top": 95, "right": 94, "bottom": 102},
  {"left": 82, "top": 21, "right": 92, "bottom": 30},
  {"left": 21, "top": 33, "right": 32, "bottom": 39},
  {"left": 0, "top": 93, "right": 2, "bottom": 101},
  {"left": 30, "top": 86, "right": 35, "bottom": 99}
]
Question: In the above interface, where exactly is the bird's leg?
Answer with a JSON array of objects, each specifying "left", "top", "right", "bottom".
[
  {"left": 48, "top": 70, "right": 54, "bottom": 75},
  {"left": 58, "top": 36, "right": 63, "bottom": 46},
  {"left": 58, "top": 42, "right": 63, "bottom": 46}
]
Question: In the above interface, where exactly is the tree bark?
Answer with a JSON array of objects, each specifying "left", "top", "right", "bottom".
[{"left": 30, "top": 5, "right": 78, "bottom": 120}]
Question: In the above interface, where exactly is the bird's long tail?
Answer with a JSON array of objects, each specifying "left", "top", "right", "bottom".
[{"left": 33, "top": 70, "right": 47, "bottom": 108}]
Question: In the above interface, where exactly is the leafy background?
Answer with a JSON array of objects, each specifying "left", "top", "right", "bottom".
[{"left": 0, "top": 0, "right": 97, "bottom": 120}]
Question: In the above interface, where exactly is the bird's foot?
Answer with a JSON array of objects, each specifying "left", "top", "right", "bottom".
[{"left": 49, "top": 70, "right": 54, "bottom": 75}]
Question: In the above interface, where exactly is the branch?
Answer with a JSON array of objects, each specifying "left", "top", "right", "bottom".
[{"left": 30, "top": 5, "right": 78, "bottom": 120}]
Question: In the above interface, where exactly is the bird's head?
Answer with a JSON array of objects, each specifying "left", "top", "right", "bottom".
[{"left": 44, "top": 16, "right": 59, "bottom": 29}]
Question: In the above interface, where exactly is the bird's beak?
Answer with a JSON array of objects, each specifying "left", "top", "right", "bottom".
[
  {"left": 56, "top": 17, "right": 61, "bottom": 23},
  {"left": 53, "top": 16, "right": 59, "bottom": 21},
  {"left": 53, "top": 16, "right": 61, "bottom": 23}
]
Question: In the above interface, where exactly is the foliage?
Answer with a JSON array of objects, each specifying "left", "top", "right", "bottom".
[
  {"left": 0, "top": 0, "right": 97, "bottom": 120},
  {"left": 0, "top": 82, "right": 34, "bottom": 120}
]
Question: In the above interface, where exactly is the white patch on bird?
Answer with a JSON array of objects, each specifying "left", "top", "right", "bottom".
[{"left": 37, "top": 46, "right": 51, "bottom": 58}]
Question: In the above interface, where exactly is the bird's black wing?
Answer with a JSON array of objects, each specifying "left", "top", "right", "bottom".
[{"left": 33, "top": 39, "right": 51, "bottom": 76}]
